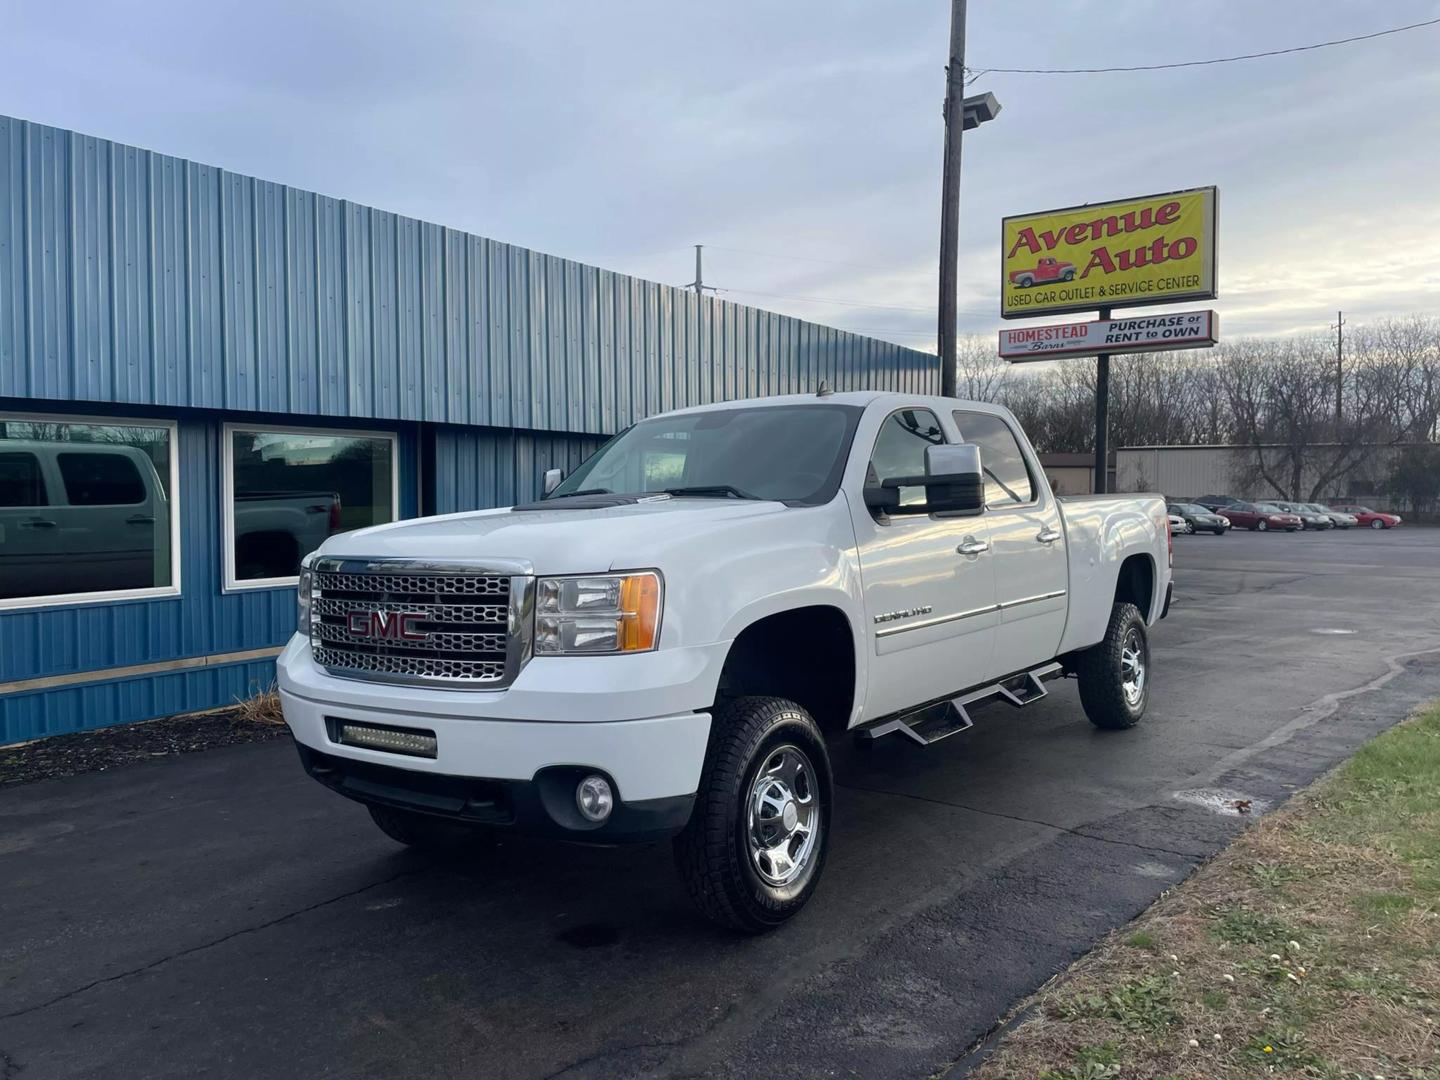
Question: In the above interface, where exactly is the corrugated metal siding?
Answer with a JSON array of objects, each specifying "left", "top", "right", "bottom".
[
  {"left": 0, "top": 115, "right": 938, "bottom": 433},
  {"left": 433, "top": 427, "right": 607, "bottom": 515},
  {"left": 0, "top": 409, "right": 419, "bottom": 743}
]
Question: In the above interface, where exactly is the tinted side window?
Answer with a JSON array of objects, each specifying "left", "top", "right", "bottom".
[
  {"left": 58, "top": 452, "right": 145, "bottom": 506},
  {"left": 952, "top": 411, "right": 1034, "bottom": 506},
  {"left": 0, "top": 452, "right": 46, "bottom": 507},
  {"left": 869, "top": 408, "right": 943, "bottom": 507}
]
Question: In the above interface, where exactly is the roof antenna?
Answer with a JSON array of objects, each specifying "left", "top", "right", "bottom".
[{"left": 816, "top": 380, "right": 833, "bottom": 397}]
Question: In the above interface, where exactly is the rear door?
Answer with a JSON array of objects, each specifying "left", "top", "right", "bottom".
[
  {"left": 51, "top": 449, "right": 160, "bottom": 592},
  {"left": 851, "top": 406, "right": 997, "bottom": 719},
  {"left": 951, "top": 409, "right": 1068, "bottom": 673},
  {"left": 0, "top": 450, "right": 60, "bottom": 600}
]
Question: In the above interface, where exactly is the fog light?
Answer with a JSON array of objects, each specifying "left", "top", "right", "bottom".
[{"left": 576, "top": 775, "right": 613, "bottom": 822}]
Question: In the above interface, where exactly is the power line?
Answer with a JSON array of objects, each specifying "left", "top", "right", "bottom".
[
  {"left": 714, "top": 285, "right": 994, "bottom": 319},
  {"left": 971, "top": 16, "right": 1440, "bottom": 75}
]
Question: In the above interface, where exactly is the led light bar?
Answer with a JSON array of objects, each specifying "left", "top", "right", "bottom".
[{"left": 337, "top": 721, "right": 437, "bottom": 758}]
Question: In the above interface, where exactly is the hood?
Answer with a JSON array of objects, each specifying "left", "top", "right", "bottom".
[{"left": 320, "top": 497, "right": 793, "bottom": 575}]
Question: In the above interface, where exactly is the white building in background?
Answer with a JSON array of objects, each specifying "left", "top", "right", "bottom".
[{"left": 1116, "top": 444, "right": 1409, "bottom": 509}]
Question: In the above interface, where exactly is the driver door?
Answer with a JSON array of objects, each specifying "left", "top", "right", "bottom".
[{"left": 851, "top": 407, "right": 997, "bottom": 720}]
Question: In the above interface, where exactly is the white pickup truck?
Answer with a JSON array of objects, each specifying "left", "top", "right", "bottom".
[{"left": 278, "top": 392, "right": 1172, "bottom": 931}]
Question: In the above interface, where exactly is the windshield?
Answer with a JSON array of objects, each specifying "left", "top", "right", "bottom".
[
  {"left": 549, "top": 403, "right": 864, "bottom": 505},
  {"left": 1175, "top": 503, "right": 1207, "bottom": 515},
  {"left": 1256, "top": 503, "right": 1284, "bottom": 513}
]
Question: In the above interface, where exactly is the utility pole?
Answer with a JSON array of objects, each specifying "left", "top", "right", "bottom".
[
  {"left": 937, "top": 0, "right": 967, "bottom": 397},
  {"left": 1094, "top": 307, "right": 1112, "bottom": 494},
  {"left": 685, "top": 244, "right": 716, "bottom": 297},
  {"left": 1332, "top": 310, "right": 1345, "bottom": 426}
]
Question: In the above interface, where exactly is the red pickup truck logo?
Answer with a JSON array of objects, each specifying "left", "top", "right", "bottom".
[{"left": 1009, "top": 256, "right": 1076, "bottom": 287}]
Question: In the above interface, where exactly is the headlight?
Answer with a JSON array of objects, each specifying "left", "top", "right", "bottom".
[
  {"left": 297, "top": 554, "right": 316, "bottom": 636},
  {"left": 535, "top": 571, "right": 662, "bottom": 655}
]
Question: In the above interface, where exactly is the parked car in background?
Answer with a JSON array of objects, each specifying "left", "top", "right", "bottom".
[
  {"left": 1193, "top": 494, "right": 1238, "bottom": 511},
  {"left": 1304, "top": 503, "right": 1356, "bottom": 529},
  {"left": 1221, "top": 501, "right": 1302, "bottom": 532},
  {"left": 1168, "top": 511, "right": 1189, "bottom": 534},
  {"left": 1327, "top": 504, "right": 1403, "bottom": 530},
  {"left": 1168, "top": 502, "right": 1230, "bottom": 535},
  {"left": 1272, "top": 502, "right": 1334, "bottom": 530}
]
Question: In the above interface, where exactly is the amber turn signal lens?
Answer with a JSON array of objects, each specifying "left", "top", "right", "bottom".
[{"left": 619, "top": 573, "right": 661, "bottom": 651}]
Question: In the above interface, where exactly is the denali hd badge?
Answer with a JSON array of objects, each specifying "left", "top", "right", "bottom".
[
  {"left": 873, "top": 605, "right": 933, "bottom": 625},
  {"left": 346, "top": 611, "right": 429, "bottom": 641}
]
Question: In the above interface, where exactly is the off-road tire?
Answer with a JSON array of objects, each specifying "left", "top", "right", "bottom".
[
  {"left": 1074, "top": 602, "right": 1149, "bottom": 730},
  {"left": 674, "top": 696, "right": 832, "bottom": 933},
  {"left": 367, "top": 804, "right": 489, "bottom": 851}
]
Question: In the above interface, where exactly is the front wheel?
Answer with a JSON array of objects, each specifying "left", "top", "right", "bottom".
[
  {"left": 1074, "top": 602, "right": 1150, "bottom": 730},
  {"left": 1257, "top": 520, "right": 1269, "bottom": 532},
  {"left": 1370, "top": 519, "right": 1385, "bottom": 530},
  {"left": 674, "top": 696, "right": 832, "bottom": 933}
]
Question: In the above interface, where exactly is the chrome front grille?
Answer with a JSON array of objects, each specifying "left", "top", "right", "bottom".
[{"left": 309, "top": 559, "right": 531, "bottom": 689}]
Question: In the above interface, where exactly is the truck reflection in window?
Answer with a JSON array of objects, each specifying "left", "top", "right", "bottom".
[
  {"left": 229, "top": 429, "right": 395, "bottom": 583},
  {"left": 0, "top": 421, "right": 173, "bottom": 603}
]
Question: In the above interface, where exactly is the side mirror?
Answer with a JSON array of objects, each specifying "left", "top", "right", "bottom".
[
  {"left": 881, "top": 443, "right": 985, "bottom": 516},
  {"left": 542, "top": 468, "right": 564, "bottom": 495}
]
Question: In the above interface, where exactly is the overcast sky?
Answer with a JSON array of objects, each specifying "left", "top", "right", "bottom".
[{"left": 3, "top": 0, "right": 1437, "bottom": 354}]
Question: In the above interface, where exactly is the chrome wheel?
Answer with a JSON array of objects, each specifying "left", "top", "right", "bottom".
[
  {"left": 746, "top": 744, "right": 820, "bottom": 888},
  {"left": 1120, "top": 628, "right": 1147, "bottom": 707}
]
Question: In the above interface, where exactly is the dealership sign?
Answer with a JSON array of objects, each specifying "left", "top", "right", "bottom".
[
  {"left": 1001, "top": 187, "right": 1217, "bottom": 319},
  {"left": 999, "top": 310, "right": 1218, "bottom": 363}
]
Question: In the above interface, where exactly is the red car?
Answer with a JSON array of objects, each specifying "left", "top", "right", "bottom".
[
  {"left": 1327, "top": 504, "right": 1403, "bottom": 530},
  {"left": 1009, "top": 256, "right": 1076, "bottom": 287},
  {"left": 1222, "top": 501, "right": 1303, "bottom": 532}
]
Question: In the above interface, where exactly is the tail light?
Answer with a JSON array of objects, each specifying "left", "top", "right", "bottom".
[
  {"left": 328, "top": 495, "right": 342, "bottom": 534},
  {"left": 1165, "top": 515, "right": 1173, "bottom": 566}
]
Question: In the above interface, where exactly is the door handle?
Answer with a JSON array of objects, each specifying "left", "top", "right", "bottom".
[
  {"left": 1036, "top": 526, "right": 1061, "bottom": 544},
  {"left": 957, "top": 536, "right": 990, "bottom": 556},
  {"left": 126, "top": 514, "right": 156, "bottom": 525},
  {"left": 23, "top": 518, "right": 57, "bottom": 529}
]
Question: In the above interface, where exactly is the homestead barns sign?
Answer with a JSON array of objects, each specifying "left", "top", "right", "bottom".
[{"left": 1000, "top": 187, "right": 1217, "bottom": 319}]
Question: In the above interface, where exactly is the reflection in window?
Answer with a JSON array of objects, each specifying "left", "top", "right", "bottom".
[
  {"left": 952, "top": 411, "right": 1034, "bottom": 506},
  {"left": 0, "top": 418, "right": 174, "bottom": 603},
  {"left": 229, "top": 429, "right": 395, "bottom": 583},
  {"left": 869, "top": 409, "right": 943, "bottom": 507}
]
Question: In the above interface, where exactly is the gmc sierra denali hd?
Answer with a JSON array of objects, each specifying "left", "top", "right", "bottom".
[{"left": 277, "top": 391, "right": 1173, "bottom": 931}]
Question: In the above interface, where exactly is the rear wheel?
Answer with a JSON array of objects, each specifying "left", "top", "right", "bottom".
[
  {"left": 674, "top": 696, "right": 832, "bottom": 933},
  {"left": 1074, "top": 602, "right": 1150, "bottom": 730}
]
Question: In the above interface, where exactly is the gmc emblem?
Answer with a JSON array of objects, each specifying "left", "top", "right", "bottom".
[{"left": 346, "top": 610, "right": 428, "bottom": 641}]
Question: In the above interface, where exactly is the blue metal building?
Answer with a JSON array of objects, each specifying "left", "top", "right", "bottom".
[{"left": 0, "top": 115, "right": 937, "bottom": 745}]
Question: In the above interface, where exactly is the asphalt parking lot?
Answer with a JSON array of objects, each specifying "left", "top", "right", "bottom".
[{"left": 3, "top": 526, "right": 1439, "bottom": 1080}]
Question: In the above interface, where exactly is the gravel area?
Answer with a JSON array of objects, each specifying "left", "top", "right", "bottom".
[{"left": 0, "top": 707, "right": 290, "bottom": 788}]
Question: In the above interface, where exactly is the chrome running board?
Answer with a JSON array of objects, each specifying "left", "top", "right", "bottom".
[{"left": 856, "top": 662, "right": 1064, "bottom": 747}]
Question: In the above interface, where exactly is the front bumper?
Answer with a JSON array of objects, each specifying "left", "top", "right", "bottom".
[
  {"left": 278, "top": 636, "right": 715, "bottom": 841},
  {"left": 294, "top": 743, "right": 695, "bottom": 843}
]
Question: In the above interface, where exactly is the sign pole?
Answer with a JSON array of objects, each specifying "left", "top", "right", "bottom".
[{"left": 1093, "top": 306, "right": 1111, "bottom": 495}]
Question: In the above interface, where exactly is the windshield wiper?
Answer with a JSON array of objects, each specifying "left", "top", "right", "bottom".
[
  {"left": 663, "top": 485, "right": 762, "bottom": 500},
  {"left": 545, "top": 487, "right": 613, "bottom": 499}
]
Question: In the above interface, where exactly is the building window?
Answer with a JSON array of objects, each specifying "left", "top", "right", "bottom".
[
  {"left": 223, "top": 425, "right": 398, "bottom": 590},
  {"left": 0, "top": 415, "right": 180, "bottom": 608}
]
